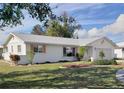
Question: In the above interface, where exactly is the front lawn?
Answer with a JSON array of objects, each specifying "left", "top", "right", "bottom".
[{"left": 0, "top": 60, "right": 124, "bottom": 89}]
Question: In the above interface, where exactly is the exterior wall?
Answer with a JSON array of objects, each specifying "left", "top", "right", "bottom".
[
  {"left": 3, "top": 36, "right": 29, "bottom": 64},
  {"left": 83, "top": 46, "right": 93, "bottom": 61},
  {"left": 115, "top": 49, "right": 124, "bottom": 59},
  {"left": 32, "top": 44, "right": 77, "bottom": 63},
  {"left": 88, "top": 38, "right": 115, "bottom": 61},
  {"left": 7, "top": 36, "right": 26, "bottom": 55},
  {"left": 26, "top": 44, "right": 77, "bottom": 63}
]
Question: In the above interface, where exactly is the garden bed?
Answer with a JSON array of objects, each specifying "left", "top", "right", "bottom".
[{"left": 62, "top": 64, "right": 92, "bottom": 68}]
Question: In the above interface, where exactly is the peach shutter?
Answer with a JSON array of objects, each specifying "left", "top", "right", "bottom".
[{"left": 42, "top": 45, "right": 46, "bottom": 53}]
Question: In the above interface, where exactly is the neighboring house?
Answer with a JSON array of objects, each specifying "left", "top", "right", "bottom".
[
  {"left": 114, "top": 42, "right": 124, "bottom": 59},
  {"left": 2, "top": 33, "right": 117, "bottom": 64},
  {"left": 0, "top": 45, "right": 3, "bottom": 59}
]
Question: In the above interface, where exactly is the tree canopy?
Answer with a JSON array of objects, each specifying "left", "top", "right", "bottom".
[
  {"left": 46, "top": 11, "right": 81, "bottom": 38},
  {"left": 31, "top": 24, "right": 45, "bottom": 35},
  {"left": 0, "top": 4, "right": 81, "bottom": 38},
  {"left": 0, "top": 3, "right": 52, "bottom": 29}
]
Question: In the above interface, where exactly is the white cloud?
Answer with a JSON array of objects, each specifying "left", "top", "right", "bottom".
[
  {"left": 76, "top": 14, "right": 124, "bottom": 39},
  {"left": 74, "top": 29, "right": 88, "bottom": 38},
  {"left": 102, "top": 14, "right": 124, "bottom": 34},
  {"left": 88, "top": 28, "right": 104, "bottom": 37}
]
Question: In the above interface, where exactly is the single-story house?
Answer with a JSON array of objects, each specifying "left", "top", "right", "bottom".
[
  {"left": 114, "top": 42, "right": 124, "bottom": 59},
  {"left": 2, "top": 33, "right": 118, "bottom": 64}
]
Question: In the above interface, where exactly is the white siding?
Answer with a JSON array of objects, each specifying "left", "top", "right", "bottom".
[
  {"left": 83, "top": 46, "right": 92, "bottom": 61},
  {"left": 3, "top": 36, "right": 29, "bottom": 64},
  {"left": 32, "top": 45, "right": 76, "bottom": 63},
  {"left": 94, "top": 48, "right": 112, "bottom": 60},
  {"left": 7, "top": 36, "right": 26, "bottom": 55},
  {"left": 33, "top": 45, "right": 62, "bottom": 63},
  {"left": 88, "top": 38, "right": 115, "bottom": 61}
]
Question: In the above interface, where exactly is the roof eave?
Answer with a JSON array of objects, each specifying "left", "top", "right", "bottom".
[{"left": 25, "top": 41, "right": 79, "bottom": 47}]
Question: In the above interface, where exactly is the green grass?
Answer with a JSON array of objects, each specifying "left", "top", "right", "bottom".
[{"left": 0, "top": 60, "right": 124, "bottom": 89}]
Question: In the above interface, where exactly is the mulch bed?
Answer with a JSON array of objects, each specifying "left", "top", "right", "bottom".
[
  {"left": 62, "top": 64, "right": 91, "bottom": 68},
  {"left": 62, "top": 64, "right": 124, "bottom": 68}
]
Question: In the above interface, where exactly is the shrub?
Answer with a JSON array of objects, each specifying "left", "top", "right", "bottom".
[
  {"left": 114, "top": 58, "right": 124, "bottom": 60},
  {"left": 45, "top": 61, "right": 51, "bottom": 63},
  {"left": 93, "top": 59, "right": 117, "bottom": 65},
  {"left": 26, "top": 50, "right": 34, "bottom": 64},
  {"left": 77, "top": 46, "right": 86, "bottom": 59},
  {"left": 76, "top": 53, "right": 80, "bottom": 61},
  {"left": 58, "top": 60, "right": 69, "bottom": 62},
  {"left": 78, "top": 47, "right": 85, "bottom": 57},
  {"left": 99, "top": 51, "right": 105, "bottom": 60},
  {"left": 88, "top": 59, "right": 91, "bottom": 62},
  {"left": 67, "top": 52, "right": 73, "bottom": 56},
  {"left": 109, "top": 59, "right": 118, "bottom": 65},
  {"left": 10, "top": 55, "right": 20, "bottom": 65}
]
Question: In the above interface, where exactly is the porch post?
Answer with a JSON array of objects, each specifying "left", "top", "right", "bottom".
[{"left": 91, "top": 47, "right": 95, "bottom": 62}]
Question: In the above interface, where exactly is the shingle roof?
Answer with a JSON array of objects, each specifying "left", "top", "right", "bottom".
[
  {"left": 11, "top": 33, "right": 79, "bottom": 46},
  {"left": 78, "top": 37, "right": 103, "bottom": 46},
  {"left": 10, "top": 33, "right": 104, "bottom": 46}
]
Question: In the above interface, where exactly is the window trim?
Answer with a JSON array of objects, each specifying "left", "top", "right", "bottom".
[
  {"left": 63, "top": 47, "right": 76, "bottom": 57},
  {"left": 4, "top": 47, "right": 8, "bottom": 53},
  {"left": 33, "top": 45, "right": 46, "bottom": 53},
  {"left": 11, "top": 45, "right": 13, "bottom": 53},
  {"left": 17, "top": 45, "right": 21, "bottom": 53}
]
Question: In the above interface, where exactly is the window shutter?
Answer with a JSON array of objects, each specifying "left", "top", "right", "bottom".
[
  {"left": 63, "top": 47, "right": 66, "bottom": 56},
  {"left": 43, "top": 45, "right": 46, "bottom": 53},
  {"left": 72, "top": 48, "right": 75, "bottom": 56}
]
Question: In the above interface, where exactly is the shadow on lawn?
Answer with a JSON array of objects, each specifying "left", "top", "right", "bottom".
[{"left": 0, "top": 67, "right": 124, "bottom": 89}]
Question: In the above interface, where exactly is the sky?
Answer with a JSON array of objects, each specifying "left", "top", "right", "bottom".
[{"left": 0, "top": 3, "right": 124, "bottom": 44}]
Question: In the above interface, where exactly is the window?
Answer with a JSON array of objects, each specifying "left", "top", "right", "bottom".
[
  {"left": 122, "top": 48, "right": 124, "bottom": 51},
  {"left": 11, "top": 45, "right": 13, "bottom": 52},
  {"left": 17, "top": 45, "right": 21, "bottom": 52},
  {"left": 4, "top": 47, "right": 8, "bottom": 52},
  {"left": 38, "top": 45, "right": 43, "bottom": 52},
  {"left": 63, "top": 47, "right": 75, "bottom": 56},
  {"left": 34, "top": 45, "right": 45, "bottom": 53}
]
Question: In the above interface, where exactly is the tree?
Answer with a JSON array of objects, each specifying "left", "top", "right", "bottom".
[
  {"left": 0, "top": 3, "right": 52, "bottom": 29},
  {"left": 31, "top": 24, "right": 45, "bottom": 35},
  {"left": 46, "top": 20, "right": 71, "bottom": 37},
  {"left": 78, "top": 47, "right": 85, "bottom": 58},
  {"left": 58, "top": 11, "right": 80, "bottom": 38},
  {"left": 46, "top": 11, "right": 80, "bottom": 38},
  {"left": 99, "top": 51, "right": 105, "bottom": 60},
  {"left": 76, "top": 46, "right": 86, "bottom": 61},
  {"left": 26, "top": 50, "right": 34, "bottom": 64}
]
